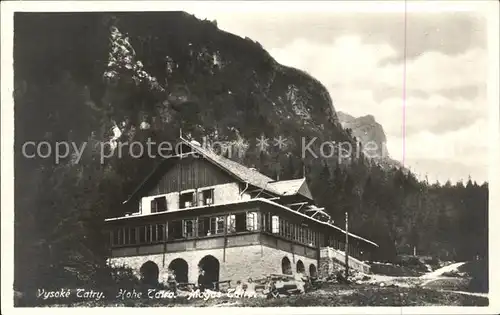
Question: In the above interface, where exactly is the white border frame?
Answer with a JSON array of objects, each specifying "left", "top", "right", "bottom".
[{"left": 1, "top": 1, "right": 499, "bottom": 315}]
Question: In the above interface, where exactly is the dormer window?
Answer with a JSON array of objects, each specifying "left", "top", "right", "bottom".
[
  {"left": 202, "top": 189, "right": 214, "bottom": 206},
  {"left": 180, "top": 190, "right": 196, "bottom": 209},
  {"left": 151, "top": 196, "right": 167, "bottom": 213}
]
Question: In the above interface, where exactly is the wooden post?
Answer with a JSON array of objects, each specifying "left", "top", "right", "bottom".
[
  {"left": 345, "top": 212, "right": 349, "bottom": 278},
  {"left": 223, "top": 214, "right": 228, "bottom": 262},
  {"left": 162, "top": 221, "right": 168, "bottom": 267}
]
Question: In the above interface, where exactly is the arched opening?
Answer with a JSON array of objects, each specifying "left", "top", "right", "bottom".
[
  {"left": 140, "top": 261, "right": 159, "bottom": 286},
  {"left": 296, "top": 260, "right": 305, "bottom": 274},
  {"left": 281, "top": 257, "right": 292, "bottom": 275},
  {"left": 168, "top": 258, "right": 189, "bottom": 283},
  {"left": 309, "top": 264, "right": 317, "bottom": 278},
  {"left": 198, "top": 255, "right": 220, "bottom": 290}
]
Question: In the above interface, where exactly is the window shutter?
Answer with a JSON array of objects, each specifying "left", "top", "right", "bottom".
[{"left": 151, "top": 199, "right": 157, "bottom": 213}]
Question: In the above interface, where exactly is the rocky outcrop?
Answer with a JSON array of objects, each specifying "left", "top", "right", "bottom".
[{"left": 337, "top": 111, "right": 402, "bottom": 169}]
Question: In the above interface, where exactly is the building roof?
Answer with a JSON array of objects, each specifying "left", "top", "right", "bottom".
[
  {"left": 267, "top": 178, "right": 313, "bottom": 200},
  {"left": 182, "top": 137, "right": 275, "bottom": 192},
  {"left": 180, "top": 137, "right": 314, "bottom": 200},
  {"left": 124, "top": 137, "right": 313, "bottom": 203}
]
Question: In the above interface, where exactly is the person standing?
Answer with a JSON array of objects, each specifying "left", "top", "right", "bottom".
[
  {"left": 197, "top": 269, "right": 206, "bottom": 292},
  {"left": 245, "top": 278, "right": 256, "bottom": 296},
  {"left": 168, "top": 269, "right": 177, "bottom": 296}
]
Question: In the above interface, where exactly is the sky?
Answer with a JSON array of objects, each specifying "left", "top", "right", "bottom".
[{"left": 188, "top": 7, "right": 489, "bottom": 184}]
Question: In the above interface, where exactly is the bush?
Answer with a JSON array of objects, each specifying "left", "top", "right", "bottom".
[
  {"left": 424, "top": 257, "right": 440, "bottom": 268},
  {"left": 399, "top": 258, "right": 428, "bottom": 273},
  {"left": 369, "top": 263, "right": 421, "bottom": 277}
]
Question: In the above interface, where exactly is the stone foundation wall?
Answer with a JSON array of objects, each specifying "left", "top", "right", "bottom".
[
  {"left": 319, "top": 247, "right": 371, "bottom": 277},
  {"left": 108, "top": 244, "right": 318, "bottom": 285}
]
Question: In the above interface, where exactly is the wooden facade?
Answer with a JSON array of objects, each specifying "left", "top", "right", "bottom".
[
  {"left": 148, "top": 156, "right": 235, "bottom": 196},
  {"left": 107, "top": 198, "right": 373, "bottom": 262}
]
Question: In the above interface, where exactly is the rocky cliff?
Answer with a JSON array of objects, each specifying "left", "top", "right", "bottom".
[
  {"left": 337, "top": 112, "right": 387, "bottom": 157},
  {"left": 337, "top": 111, "right": 402, "bottom": 169}
]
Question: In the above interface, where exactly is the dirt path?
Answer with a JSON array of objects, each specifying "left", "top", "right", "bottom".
[
  {"left": 419, "top": 262, "right": 466, "bottom": 279},
  {"left": 365, "top": 262, "right": 469, "bottom": 288},
  {"left": 440, "top": 290, "right": 488, "bottom": 298}
]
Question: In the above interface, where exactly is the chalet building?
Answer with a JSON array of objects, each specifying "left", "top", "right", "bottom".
[{"left": 105, "top": 137, "right": 378, "bottom": 287}]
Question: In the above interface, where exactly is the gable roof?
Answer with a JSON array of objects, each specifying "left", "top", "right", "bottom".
[
  {"left": 182, "top": 137, "right": 275, "bottom": 192},
  {"left": 180, "top": 137, "right": 314, "bottom": 200},
  {"left": 124, "top": 137, "right": 313, "bottom": 203}
]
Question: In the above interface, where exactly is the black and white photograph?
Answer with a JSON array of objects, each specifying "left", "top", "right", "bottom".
[{"left": 1, "top": 0, "right": 499, "bottom": 312}]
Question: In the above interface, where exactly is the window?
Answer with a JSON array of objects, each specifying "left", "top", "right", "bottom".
[
  {"left": 130, "top": 227, "right": 137, "bottom": 244},
  {"left": 169, "top": 221, "right": 183, "bottom": 239},
  {"left": 151, "top": 196, "right": 167, "bottom": 213},
  {"left": 139, "top": 226, "right": 146, "bottom": 243},
  {"left": 271, "top": 216, "right": 280, "bottom": 234},
  {"left": 284, "top": 221, "right": 290, "bottom": 239},
  {"left": 198, "top": 217, "right": 210, "bottom": 236},
  {"left": 235, "top": 213, "right": 246, "bottom": 232},
  {"left": 227, "top": 215, "right": 236, "bottom": 233},
  {"left": 180, "top": 191, "right": 196, "bottom": 209},
  {"left": 112, "top": 229, "right": 119, "bottom": 246},
  {"left": 183, "top": 219, "right": 196, "bottom": 238},
  {"left": 201, "top": 189, "right": 214, "bottom": 206},
  {"left": 263, "top": 212, "right": 271, "bottom": 232},
  {"left": 246, "top": 212, "right": 254, "bottom": 231},
  {"left": 151, "top": 199, "right": 156, "bottom": 213},
  {"left": 145, "top": 225, "right": 153, "bottom": 243},
  {"left": 150, "top": 225, "right": 158, "bottom": 243},
  {"left": 216, "top": 216, "right": 225, "bottom": 234},
  {"left": 157, "top": 224, "right": 165, "bottom": 242},
  {"left": 206, "top": 216, "right": 225, "bottom": 234},
  {"left": 209, "top": 217, "right": 217, "bottom": 234},
  {"left": 246, "top": 212, "right": 259, "bottom": 231},
  {"left": 153, "top": 224, "right": 166, "bottom": 243}
]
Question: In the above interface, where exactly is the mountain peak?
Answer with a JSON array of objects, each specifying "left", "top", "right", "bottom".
[{"left": 337, "top": 111, "right": 402, "bottom": 170}]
